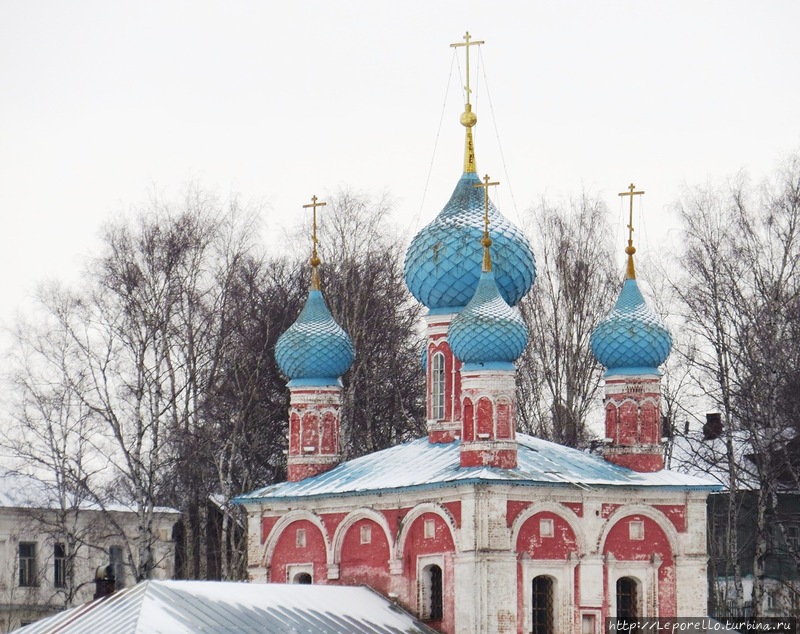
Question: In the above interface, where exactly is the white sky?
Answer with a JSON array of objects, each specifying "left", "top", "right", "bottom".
[{"left": 2, "top": 1, "right": 799, "bottom": 341}]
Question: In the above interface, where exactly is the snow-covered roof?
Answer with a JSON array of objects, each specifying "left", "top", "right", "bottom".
[
  {"left": 0, "top": 469, "right": 179, "bottom": 514},
  {"left": 237, "top": 434, "right": 720, "bottom": 503},
  {"left": 17, "top": 580, "right": 437, "bottom": 634}
]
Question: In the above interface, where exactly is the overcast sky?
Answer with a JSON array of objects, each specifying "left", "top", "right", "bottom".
[{"left": 2, "top": 1, "right": 799, "bottom": 341}]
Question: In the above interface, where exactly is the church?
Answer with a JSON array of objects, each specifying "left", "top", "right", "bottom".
[{"left": 236, "top": 33, "right": 719, "bottom": 634}]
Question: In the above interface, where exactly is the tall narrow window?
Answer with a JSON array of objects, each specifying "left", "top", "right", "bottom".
[
  {"left": 19, "top": 542, "right": 37, "bottom": 587},
  {"left": 431, "top": 352, "right": 445, "bottom": 420},
  {"left": 616, "top": 577, "right": 639, "bottom": 621},
  {"left": 532, "top": 575, "right": 554, "bottom": 633},
  {"left": 53, "top": 543, "right": 66, "bottom": 588},
  {"left": 109, "top": 546, "right": 125, "bottom": 589},
  {"left": 420, "top": 563, "right": 443, "bottom": 621}
]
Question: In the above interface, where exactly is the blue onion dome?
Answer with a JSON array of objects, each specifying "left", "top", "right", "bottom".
[
  {"left": 275, "top": 289, "right": 355, "bottom": 386},
  {"left": 448, "top": 268, "right": 529, "bottom": 369},
  {"left": 404, "top": 172, "right": 536, "bottom": 312},
  {"left": 590, "top": 278, "right": 672, "bottom": 376}
]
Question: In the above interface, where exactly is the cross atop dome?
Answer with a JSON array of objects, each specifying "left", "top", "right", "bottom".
[
  {"left": 451, "top": 31, "right": 484, "bottom": 173},
  {"left": 474, "top": 174, "right": 499, "bottom": 272},
  {"left": 618, "top": 183, "right": 644, "bottom": 280},
  {"left": 302, "top": 194, "right": 327, "bottom": 290}
]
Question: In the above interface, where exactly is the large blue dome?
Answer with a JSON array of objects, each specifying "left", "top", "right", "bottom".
[
  {"left": 448, "top": 269, "right": 528, "bottom": 369},
  {"left": 404, "top": 172, "right": 535, "bottom": 312},
  {"left": 275, "top": 290, "right": 354, "bottom": 385},
  {"left": 590, "top": 279, "right": 672, "bottom": 376}
]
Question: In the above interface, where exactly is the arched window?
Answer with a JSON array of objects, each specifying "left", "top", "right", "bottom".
[
  {"left": 420, "top": 564, "right": 443, "bottom": 621},
  {"left": 616, "top": 577, "right": 639, "bottom": 621},
  {"left": 531, "top": 575, "right": 554, "bottom": 633},
  {"left": 431, "top": 352, "right": 445, "bottom": 420},
  {"left": 293, "top": 572, "right": 312, "bottom": 584}
]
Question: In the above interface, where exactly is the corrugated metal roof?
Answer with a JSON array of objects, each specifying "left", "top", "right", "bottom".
[
  {"left": 237, "top": 434, "right": 721, "bottom": 503},
  {"left": 17, "top": 580, "right": 438, "bottom": 634}
]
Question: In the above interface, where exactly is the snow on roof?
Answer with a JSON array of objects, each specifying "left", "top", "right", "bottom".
[
  {"left": 0, "top": 469, "right": 179, "bottom": 514},
  {"left": 237, "top": 433, "right": 720, "bottom": 503},
  {"left": 17, "top": 580, "right": 438, "bottom": 634}
]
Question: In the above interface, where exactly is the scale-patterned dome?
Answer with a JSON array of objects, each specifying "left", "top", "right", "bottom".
[
  {"left": 275, "top": 290, "right": 354, "bottom": 384},
  {"left": 590, "top": 279, "right": 672, "bottom": 375},
  {"left": 449, "top": 269, "right": 528, "bottom": 367},
  {"left": 404, "top": 172, "right": 535, "bottom": 311}
]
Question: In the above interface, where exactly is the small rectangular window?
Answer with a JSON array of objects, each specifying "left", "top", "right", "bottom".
[
  {"left": 109, "top": 546, "right": 126, "bottom": 589},
  {"left": 54, "top": 543, "right": 66, "bottom": 588},
  {"left": 424, "top": 519, "right": 435, "bottom": 539},
  {"left": 19, "top": 542, "right": 37, "bottom": 587},
  {"left": 786, "top": 525, "right": 799, "bottom": 550},
  {"left": 360, "top": 525, "right": 372, "bottom": 544},
  {"left": 296, "top": 529, "right": 307, "bottom": 548},
  {"left": 540, "top": 518, "right": 554, "bottom": 538},
  {"left": 629, "top": 520, "right": 645, "bottom": 541}
]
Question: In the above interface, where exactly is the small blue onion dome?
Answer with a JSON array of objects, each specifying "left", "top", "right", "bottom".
[
  {"left": 448, "top": 269, "right": 529, "bottom": 368},
  {"left": 404, "top": 172, "right": 536, "bottom": 312},
  {"left": 275, "top": 289, "right": 354, "bottom": 385},
  {"left": 590, "top": 278, "right": 672, "bottom": 375}
]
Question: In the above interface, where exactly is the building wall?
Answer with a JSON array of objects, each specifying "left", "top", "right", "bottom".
[
  {"left": 247, "top": 484, "right": 711, "bottom": 634},
  {"left": 0, "top": 506, "right": 178, "bottom": 633}
]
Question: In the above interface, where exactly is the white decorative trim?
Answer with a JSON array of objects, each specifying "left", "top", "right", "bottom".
[
  {"left": 286, "top": 563, "right": 314, "bottom": 584},
  {"left": 510, "top": 501, "right": 587, "bottom": 556},
  {"left": 289, "top": 391, "right": 342, "bottom": 405},
  {"left": 605, "top": 554, "right": 663, "bottom": 618},
  {"left": 395, "top": 502, "right": 459, "bottom": 560},
  {"left": 520, "top": 556, "right": 578, "bottom": 634},
  {"left": 417, "top": 554, "right": 445, "bottom": 620},
  {"left": 331, "top": 507, "right": 394, "bottom": 564},
  {"left": 460, "top": 440, "right": 517, "bottom": 453},
  {"left": 597, "top": 504, "right": 680, "bottom": 556},
  {"left": 261, "top": 509, "right": 332, "bottom": 571}
]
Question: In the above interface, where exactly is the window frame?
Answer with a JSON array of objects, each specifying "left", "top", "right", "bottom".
[
  {"left": 531, "top": 575, "right": 555, "bottom": 634},
  {"left": 430, "top": 352, "right": 446, "bottom": 420},
  {"left": 18, "top": 542, "right": 38, "bottom": 588},
  {"left": 417, "top": 555, "right": 445, "bottom": 622},
  {"left": 109, "top": 545, "right": 126, "bottom": 589},
  {"left": 53, "top": 542, "right": 67, "bottom": 589}
]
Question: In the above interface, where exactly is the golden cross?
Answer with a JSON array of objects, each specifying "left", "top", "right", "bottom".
[
  {"left": 451, "top": 31, "right": 484, "bottom": 105},
  {"left": 302, "top": 195, "right": 327, "bottom": 267},
  {"left": 618, "top": 183, "right": 644, "bottom": 247},
  {"left": 474, "top": 173, "right": 499, "bottom": 240}
]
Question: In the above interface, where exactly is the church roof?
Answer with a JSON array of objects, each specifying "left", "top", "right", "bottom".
[
  {"left": 237, "top": 434, "right": 720, "bottom": 503},
  {"left": 18, "top": 580, "right": 437, "bottom": 634}
]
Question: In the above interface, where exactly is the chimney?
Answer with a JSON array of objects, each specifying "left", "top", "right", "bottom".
[{"left": 93, "top": 564, "right": 115, "bottom": 600}]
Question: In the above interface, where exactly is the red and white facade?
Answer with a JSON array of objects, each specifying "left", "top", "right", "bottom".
[
  {"left": 240, "top": 318, "right": 717, "bottom": 633},
  {"left": 286, "top": 384, "right": 343, "bottom": 482},
  {"left": 245, "top": 474, "right": 711, "bottom": 632},
  {"left": 602, "top": 373, "right": 665, "bottom": 472}
]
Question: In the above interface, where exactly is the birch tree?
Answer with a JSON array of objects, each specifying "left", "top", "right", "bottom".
[{"left": 516, "top": 194, "right": 617, "bottom": 447}]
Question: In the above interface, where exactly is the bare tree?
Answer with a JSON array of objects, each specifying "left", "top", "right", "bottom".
[
  {"left": 316, "top": 189, "right": 426, "bottom": 456},
  {"left": 671, "top": 154, "right": 800, "bottom": 616},
  {"left": 516, "top": 194, "right": 617, "bottom": 447}
]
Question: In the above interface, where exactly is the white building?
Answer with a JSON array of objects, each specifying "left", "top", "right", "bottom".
[{"left": 0, "top": 470, "right": 179, "bottom": 632}]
